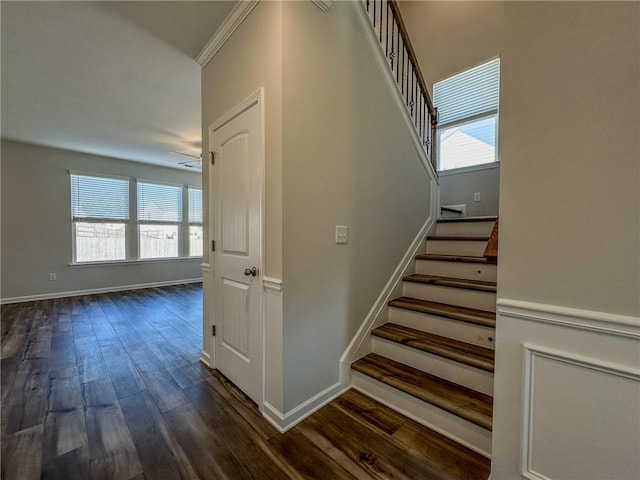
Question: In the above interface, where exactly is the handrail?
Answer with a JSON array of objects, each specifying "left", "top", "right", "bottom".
[{"left": 364, "top": 0, "right": 438, "bottom": 171}]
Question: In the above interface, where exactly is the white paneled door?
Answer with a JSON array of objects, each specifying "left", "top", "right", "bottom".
[{"left": 210, "top": 95, "right": 262, "bottom": 404}]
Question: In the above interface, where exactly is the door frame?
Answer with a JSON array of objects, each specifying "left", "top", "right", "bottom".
[{"left": 207, "top": 88, "right": 266, "bottom": 409}]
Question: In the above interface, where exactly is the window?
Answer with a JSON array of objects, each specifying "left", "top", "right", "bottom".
[
  {"left": 70, "top": 173, "right": 202, "bottom": 263},
  {"left": 137, "top": 181, "right": 182, "bottom": 259},
  {"left": 71, "top": 173, "right": 129, "bottom": 262},
  {"left": 434, "top": 58, "right": 500, "bottom": 172},
  {"left": 188, "top": 187, "right": 203, "bottom": 257}
]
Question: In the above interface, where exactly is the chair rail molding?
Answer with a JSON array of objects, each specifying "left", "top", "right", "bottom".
[{"left": 497, "top": 298, "right": 640, "bottom": 339}]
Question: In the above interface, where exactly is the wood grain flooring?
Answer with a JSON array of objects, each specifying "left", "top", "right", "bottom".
[{"left": 2, "top": 284, "right": 490, "bottom": 479}]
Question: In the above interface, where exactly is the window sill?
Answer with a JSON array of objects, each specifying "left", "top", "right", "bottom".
[
  {"left": 70, "top": 257, "right": 203, "bottom": 268},
  {"left": 438, "top": 162, "right": 500, "bottom": 177}
]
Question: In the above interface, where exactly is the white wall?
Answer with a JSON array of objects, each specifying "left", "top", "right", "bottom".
[
  {"left": 280, "top": 1, "right": 432, "bottom": 412},
  {"left": 493, "top": 2, "right": 639, "bottom": 478},
  {"left": 0, "top": 140, "right": 202, "bottom": 301}
]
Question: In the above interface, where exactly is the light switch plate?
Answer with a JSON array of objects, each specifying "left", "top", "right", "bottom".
[{"left": 335, "top": 225, "right": 348, "bottom": 244}]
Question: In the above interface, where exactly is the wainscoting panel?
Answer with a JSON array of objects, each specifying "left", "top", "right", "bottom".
[
  {"left": 490, "top": 299, "right": 640, "bottom": 480},
  {"left": 521, "top": 345, "right": 640, "bottom": 480}
]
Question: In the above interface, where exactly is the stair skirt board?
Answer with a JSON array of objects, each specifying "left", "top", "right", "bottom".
[
  {"left": 425, "top": 239, "right": 489, "bottom": 257},
  {"left": 403, "top": 282, "right": 497, "bottom": 313},
  {"left": 415, "top": 259, "right": 497, "bottom": 282},
  {"left": 388, "top": 307, "right": 495, "bottom": 349},
  {"left": 372, "top": 337, "right": 494, "bottom": 395},
  {"left": 352, "top": 372, "right": 492, "bottom": 457},
  {"left": 435, "top": 221, "right": 497, "bottom": 237}
]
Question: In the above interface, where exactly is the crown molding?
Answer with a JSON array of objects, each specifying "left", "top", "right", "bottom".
[
  {"left": 311, "top": 0, "right": 334, "bottom": 11},
  {"left": 196, "top": 0, "right": 260, "bottom": 68}
]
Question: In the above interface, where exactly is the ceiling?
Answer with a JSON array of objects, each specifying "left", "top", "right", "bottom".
[{"left": 1, "top": 1, "right": 237, "bottom": 170}]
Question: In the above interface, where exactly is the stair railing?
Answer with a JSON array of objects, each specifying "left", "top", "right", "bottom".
[{"left": 363, "top": 0, "right": 438, "bottom": 171}]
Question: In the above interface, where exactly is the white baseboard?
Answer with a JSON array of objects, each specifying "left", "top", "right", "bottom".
[
  {"left": 339, "top": 214, "right": 435, "bottom": 371},
  {"left": 0, "top": 278, "right": 203, "bottom": 305},
  {"left": 200, "top": 351, "right": 212, "bottom": 368},
  {"left": 262, "top": 381, "right": 348, "bottom": 433}
]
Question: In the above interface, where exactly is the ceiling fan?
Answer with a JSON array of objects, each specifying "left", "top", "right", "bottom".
[{"left": 168, "top": 150, "right": 202, "bottom": 169}]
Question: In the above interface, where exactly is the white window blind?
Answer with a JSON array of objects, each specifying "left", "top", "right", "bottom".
[
  {"left": 188, "top": 187, "right": 203, "bottom": 224},
  {"left": 71, "top": 174, "right": 129, "bottom": 221},
  {"left": 137, "top": 182, "right": 182, "bottom": 223},
  {"left": 434, "top": 58, "right": 500, "bottom": 126}
]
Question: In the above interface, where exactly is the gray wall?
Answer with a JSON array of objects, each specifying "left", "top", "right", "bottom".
[
  {"left": 1, "top": 140, "right": 202, "bottom": 301},
  {"left": 200, "top": 0, "right": 283, "bottom": 370},
  {"left": 280, "top": 1, "right": 432, "bottom": 411},
  {"left": 399, "top": 1, "right": 504, "bottom": 214},
  {"left": 493, "top": 2, "right": 639, "bottom": 477},
  {"left": 498, "top": 2, "right": 639, "bottom": 316},
  {"left": 440, "top": 165, "right": 500, "bottom": 217},
  {"left": 201, "top": 1, "right": 434, "bottom": 414}
]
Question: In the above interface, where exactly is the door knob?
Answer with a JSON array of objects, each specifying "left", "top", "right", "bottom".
[{"left": 244, "top": 267, "right": 257, "bottom": 277}]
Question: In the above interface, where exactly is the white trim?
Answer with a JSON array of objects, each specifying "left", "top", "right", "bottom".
[
  {"left": 196, "top": 0, "right": 260, "bottom": 68},
  {"left": 262, "top": 382, "right": 348, "bottom": 433},
  {"left": 497, "top": 298, "right": 640, "bottom": 339},
  {"left": 521, "top": 344, "right": 640, "bottom": 480},
  {"left": 210, "top": 89, "right": 262, "bottom": 134},
  {"left": 200, "top": 351, "right": 212, "bottom": 368},
  {"left": 263, "top": 276, "right": 282, "bottom": 292},
  {"left": 438, "top": 161, "right": 500, "bottom": 177},
  {"left": 351, "top": 1, "right": 439, "bottom": 184},
  {"left": 70, "top": 257, "right": 202, "bottom": 267},
  {"left": 209, "top": 88, "right": 266, "bottom": 410},
  {"left": 340, "top": 213, "right": 435, "bottom": 374},
  {"left": 201, "top": 263, "right": 211, "bottom": 274},
  {"left": 311, "top": 0, "right": 334, "bottom": 11},
  {"left": 0, "top": 278, "right": 202, "bottom": 305}
]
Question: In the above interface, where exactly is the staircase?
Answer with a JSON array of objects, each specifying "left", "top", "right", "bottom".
[{"left": 351, "top": 216, "right": 497, "bottom": 459}]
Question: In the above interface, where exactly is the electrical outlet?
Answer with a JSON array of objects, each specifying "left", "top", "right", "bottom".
[
  {"left": 335, "top": 225, "right": 348, "bottom": 244},
  {"left": 473, "top": 192, "right": 481, "bottom": 202},
  {"left": 49, "top": 273, "right": 57, "bottom": 281}
]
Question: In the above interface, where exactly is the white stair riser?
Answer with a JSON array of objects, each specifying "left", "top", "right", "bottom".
[
  {"left": 352, "top": 373, "right": 492, "bottom": 457},
  {"left": 403, "top": 282, "right": 497, "bottom": 312},
  {"left": 435, "top": 221, "right": 496, "bottom": 237},
  {"left": 372, "top": 337, "right": 494, "bottom": 395},
  {"left": 426, "top": 239, "right": 488, "bottom": 256},
  {"left": 388, "top": 307, "right": 495, "bottom": 349},
  {"left": 416, "top": 259, "right": 497, "bottom": 282}
]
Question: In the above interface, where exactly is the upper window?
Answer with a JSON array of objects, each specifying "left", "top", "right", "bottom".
[
  {"left": 188, "top": 187, "right": 203, "bottom": 257},
  {"left": 71, "top": 173, "right": 129, "bottom": 263},
  {"left": 137, "top": 181, "right": 182, "bottom": 259},
  {"left": 434, "top": 58, "right": 500, "bottom": 172}
]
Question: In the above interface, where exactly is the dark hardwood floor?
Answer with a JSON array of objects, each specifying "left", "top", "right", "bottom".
[{"left": 1, "top": 284, "right": 489, "bottom": 480}]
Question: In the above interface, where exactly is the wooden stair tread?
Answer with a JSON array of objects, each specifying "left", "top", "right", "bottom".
[
  {"left": 334, "top": 389, "right": 491, "bottom": 479},
  {"left": 352, "top": 353, "right": 493, "bottom": 431},
  {"left": 415, "top": 254, "right": 491, "bottom": 264},
  {"left": 388, "top": 297, "right": 496, "bottom": 328},
  {"left": 403, "top": 274, "right": 497, "bottom": 293},
  {"left": 372, "top": 323, "right": 494, "bottom": 372},
  {"left": 437, "top": 216, "right": 497, "bottom": 223},
  {"left": 427, "top": 235, "right": 490, "bottom": 241}
]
